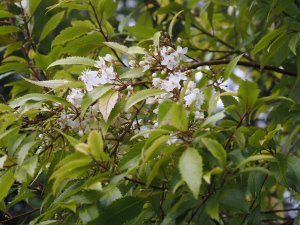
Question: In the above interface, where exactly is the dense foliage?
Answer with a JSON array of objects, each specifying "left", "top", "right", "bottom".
[{"left": 1, "top": 0, "right": 300, "bottom": 224}]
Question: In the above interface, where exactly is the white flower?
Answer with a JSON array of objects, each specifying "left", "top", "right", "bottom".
[
  {"left": 161, "top": 74, "right": 181, "bottom": 91},
  {"left": 99, "top": 66, "right": 116, "bottom": 84},
  {"left": 161, "top": 55, "right": 177, "bottom": 70},
  {"left": 104, "top": 54, "right": 114, "bottom": 63},
  {"left": 183, "top": 81, "right": 204, "bottom": 109},
  {"left": 174, "top": 46, "right": 188, "bottom": 61},
  {"left": 80, "top": 70, "right": 102, "bottom": 91},
  {"left": 94, "top": 57, "right": 106, "bottom": 69},
  {"left": 194, "top": 111, "right": 204, "bottom": 119},
  {"left": 66, "top": 88, "right": 84, "bottom": 108},
  {"left": 184, "top": 89, "right": 199, "bottom": 106},
  {"left": 143, "top": 64, "right": 150, "bottom": 72},
  {"left": 195, "top": 71, "right": 203, "bottom": 83},
  {"left": 152, "top": 78, "right": 162, "bottom": 88}
]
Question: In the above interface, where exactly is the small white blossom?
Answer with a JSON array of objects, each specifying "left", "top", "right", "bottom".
[
  {"left": 194, "top": 111, "right": 204, "bottom": 120},
  {"left": 66, "top": 88, "right": 84, "bottom": 108},
  {"left": 80, "top": 70, "right": 102, "bottom": 91},
  {"left": 104, "top": 54, "right": 114, "bottom": 63},
  {"left": 195, "top": 71, "right": 203, "bottom": 83},
  {"left": 94, "top": 57, "right": 106, "bottom": 69}
]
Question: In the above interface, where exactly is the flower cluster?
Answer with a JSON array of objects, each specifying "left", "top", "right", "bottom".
[
  {"left": 58, "top": 55, "right": 117, "bottom": 134},
  {"left": 80, "top": 54, "right": 117, "bottom": 91},
  {"left": 58, "top": 35, "right": 205, "bottom": 137}
]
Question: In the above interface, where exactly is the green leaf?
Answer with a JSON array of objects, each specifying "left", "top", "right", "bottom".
[
  {"left": 88, "top": 130, "right": 104, "bottom": 161},
  {"left": 158, "top": 101, "right": 188, "bottom": 131},
  {"left": 29, "top": 0, "right": 42, "bottom": 15},
  {"left": 9, "top": 93, "right": 71, "bottom": 108},
  {"left": 206, "top": 194, "right": 220, "bottom": 221},
  {"left": 252, "top": 28, "right": 284, "bottom": 55},
  {"left": 0, "top": 169, "right": 15, "bottom": 203},
  {"left": 125, "top": 89, "right": 165, "bottom": 111},
  {"left": 22, "top": 77, "right": 72, "bottom": 88},
  {"left": 0, "top": 26, "right": 18, "bottom": 35},
  {"left": 54, "top": 129, "right": 80, "bottom": 147},
  {"left": 52, "top": 21, "right": 95, "bottom": 46},
  {"left": 0, "top": 10, "right": 14, "bottom": 18},
  {"left": 98, "top": 90, "right": 119, "bottom": 122},
  {"left": 238, "top": 80, "right": 260, "bottom": 111},
  {"left": 0, "top": 155, "right": 7, "bottom": 169},
  {"left": 40, "top": 11, "right": 65, "bottom": 41},
  {"left": 168, "top": 10, "right": 184, "bottom": 38},
  {"left": 103, "top": 42, "right": 129, "bottom": 55},
  {"left": 236, "top": 155, "right": 275, "bottom": 169},
  {"left": 88, "top": 197, "right": 145, "bottom": 225},
  {"left": 80, "top": 85, "right": 112, "bottom": 118},
  {"left": 179, "top": 148, "right": 203, "bottom": 199},
  {"left": 201, "top": 110, "right": 225, "bottom": 127},
  {"left": 128, "top": 46, "right": 146, "bottom": 55},
  {"left": 23, "top": 155, "right": 38, "bottom": 177},
  {"left": 289, "top": 32, "right": 300, "bottom": 55},
  {"left": 223, "top": 54, "right": 244, "bottom": 80},
  {"left": 17, "top": 141, "right": 36, "bottom": 164},
  {"left": 143, "top": 135, "right": 169, "bottom": 162},
  {"left": 201, "top": 138, "right": 227, "bottom": 166},
  {"left": 47, "top": 56, "right": 96, "bottom": 68},
  {"left": 120, "top": 68, "right": 144, "bottom": 79}
]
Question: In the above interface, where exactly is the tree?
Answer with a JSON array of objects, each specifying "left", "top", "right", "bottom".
[{"left": 0, "top": 0, "right": 300, "bottom": 224}]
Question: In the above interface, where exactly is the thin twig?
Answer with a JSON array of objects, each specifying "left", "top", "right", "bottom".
[{"left": 88, "top": 0, "right": 127, "bottom": 67}]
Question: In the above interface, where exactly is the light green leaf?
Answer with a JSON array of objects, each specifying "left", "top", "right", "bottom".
[
  {"left": 223, "top": 54, "right": 243, "bottom": 80},
  {"left": 120, "top": 68, "right": 144, "bottom": 79},
  {"left": 9, "top": 93, "right": 71, "bottom": 108},
  {"left": 252, "top": 28, "right": 284, "bottom": 55},
  {"left": 22, "top": 77, "right": 72, "bottom": 88},
  {"left": 143, "top": 135, "right": 169, "bottom": 162},
  {"left": 201, "top": 110, "right": 225, "bottom": 127},
  {"left": 130, "top": 129, "right": 171, "bottom": 140},
  {"left": 0, "top": 26, "right": 18, "bottom": 35},
  {"left": 0, "top": 169, "right": 15, "bottom": 202},
  {"left": 179, "top": 148, "right": 203, "bottom": 199},
  {"left": 201, "top": 138, "right": 227, "bottom": 166},
  {"left": 125, "top": 89, "right": 165, "bottom": 111},
  {"left": 289, "top": 32, "right": 300, "bottom": 55},
  {"left": 168, "top": 10, "right": 184, "bottom": 38},
  {"left": 128, "top": 46, "right": 146, "bottom": 55},
  {"left": 0, "top": 10, "right": 14, "bottom": 18},
  {"left": 153, "top": 31, "right": 161, "bottom": 47},
  {"left": 54, "top": 129, "right": 80, "bottom": 147},
  {"left": 29, "top": 0, "right": 42, "bottom": 15},
  {"left": 40, "top": 11, "right": 65, "bottom": 41},
  {"left": 158, "top": 101, "right": 188, "bottom": 131},
  {"left": 236, "top": 155, "right": 275, "bottom": 169},
  {"left": 17, "top": 141, "right": 36, "bottom": 164},
  {"left": 47, "top": 56, "right": 96, "bottom": 68},
  {"left": 23, "top": 155, "right": 38, "bottom": 177},
  {"left": 88, "top": 130, "right": 104, "bottom": 161},
  {"left": 98, "top": 90, "right": 119, "bottom": 122},
  {"left": 103, "top": 42, "right": 129, "bottom": 55},
  {"left": 0, "top": 155, "right": 7, "bottom": 169},
  {"left": 0, "top": 127, "right": 18, "bottom": 142},
  {"left": 80, "top": 85, "right": 112, "bottom": 118},
  {"left": 52, "top": 20, "right": 95, "bottom": 46}
]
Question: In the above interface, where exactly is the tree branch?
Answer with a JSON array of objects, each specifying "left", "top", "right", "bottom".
[
  {"left": 189, "top": 60, "right": 297, "bottom": 77},
  {"left": 88, "top": 0, "right": 127, "bottom": 67}
]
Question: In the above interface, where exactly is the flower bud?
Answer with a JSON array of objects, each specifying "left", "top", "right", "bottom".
[
  {"left": 104, "top": 54, "right": 114, "bottom": 63},
  {"left": 139, "top": 61, "right": 146, "bottom": 66}
]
